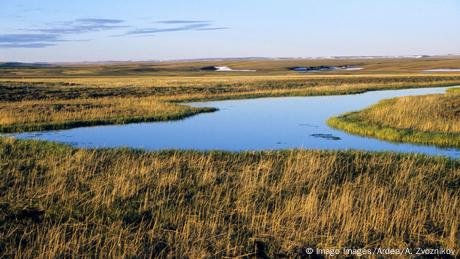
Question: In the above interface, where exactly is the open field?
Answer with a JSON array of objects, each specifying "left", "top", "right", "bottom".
[
  {"left": 2, "top": 56, "right": 460, "bottom": 77},
  {"left": 2, "top": 76, "right": 460, "bottom": 133},
  {"left": 2, "top": 59, "right": 460, "bottom": 133},
  {"left": 328, "top": 87, "right": 460, "bottom": 147},
  {"left": 0, "top": 138, "right": 459, "bottom": 257},
  {"left": 4, "top": 0, "right": 460, "bottom": 257},
  {"left": 1, "top": 59, "right": 460, "bottom": 257}
]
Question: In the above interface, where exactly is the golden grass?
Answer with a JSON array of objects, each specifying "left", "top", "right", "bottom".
[
  {"left": 0, "top": 97, "right": 214, "bottom": 133},
  {"left": 328, "top": 88, "right": 460, "bottom": 147},
  {"left": 0, "top": 138, "right": 459, "bottom": 257},
  {"left": 2, "top": 74, "right": 460, "bottom": 133},
  {"left": 3, "top": 73, "right": 460, "bottom": 90},
  {"left": 360, "top": 89, "right": 460, "bottom": 133}
]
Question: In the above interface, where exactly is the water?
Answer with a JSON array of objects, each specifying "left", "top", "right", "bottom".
[
  {"left": 422, "top": 69, "right": 460, "bottom": 72},
  {"left": 8, "top": 86, "right": 460, "bottom": 158}
]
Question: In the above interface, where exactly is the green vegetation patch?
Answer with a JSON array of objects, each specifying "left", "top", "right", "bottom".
[{"left": 328, "top": 89, "right": 460, "bottom": 147}]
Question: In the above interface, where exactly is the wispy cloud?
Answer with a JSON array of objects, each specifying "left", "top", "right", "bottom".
[
  {"left": 0, "top": 18, "right": 228, "bottom": 48},
  {"left": 29, "top": 18, "right": 127, "bottom": 34},
  {"left": 124, "top": 23, "right": 211, "bottom": 35},
  {"left": 0, "top": 34, "right": 61, "bottom": 43},
  {"left": 196, "top": 27, "right": 229, "bottom": 31},
  {"left": 122, "top": 20, "right": 228, "bottom": 36},
  {"left": 0, "top": 34, "right": 62, "bottom": 48},
  {"left": 156, "top": 20, "right": 212, "bottom": 24},
  {"left": 0, "top": 43, "right": 56, "bottom": 48},
  {"left": 1, "top": 18, "right": 127, "bottom": 48},
  {"left": 77, "top": 18, "right": 124, "bottom": 24}
]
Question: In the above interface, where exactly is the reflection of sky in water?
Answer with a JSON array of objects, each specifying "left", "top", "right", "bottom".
[{"left": 8, "top": 86, "right": 460, "bottom": 158}]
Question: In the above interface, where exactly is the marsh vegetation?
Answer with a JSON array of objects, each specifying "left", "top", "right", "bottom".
[
  {"left": 1, "top": 60, "right": 460, "bottom": 257},
  {"left": 1, "top": 139, "right": 459, "bottom": 257},
  {"left": 0, "top": 97, "right": 215, "bottom": 133},
  {"left": 328, "top": 87, "right": 460, "bottom": 147},
  {"left": 2, "top": 75, "right": 460, "bottom": 133}
]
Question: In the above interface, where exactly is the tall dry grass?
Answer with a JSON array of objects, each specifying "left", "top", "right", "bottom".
[
  {"left": 0, "top": 97, "right": 214, "bottom": 133},
  {"left": 357, "top": 88, "right": 460, "bottom": 133},
  {"left": 329, "top": 87, "right": 460, "bottom": 147},
  {"left": 0, "top": 139, "right": 458, "bottom": 257}
]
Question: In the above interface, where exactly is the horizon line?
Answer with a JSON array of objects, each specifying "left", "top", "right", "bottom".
[{"left": 2, "top": 53, "right": 460, "bottom": 65}]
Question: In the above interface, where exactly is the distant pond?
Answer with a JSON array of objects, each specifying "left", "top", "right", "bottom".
[{"left": 9, "top": 86, "right": 460, "bottom": 158}]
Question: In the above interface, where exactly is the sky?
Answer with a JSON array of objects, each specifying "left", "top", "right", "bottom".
[{"left": 1, "top": 0, "right": 460, "bottom": 62}]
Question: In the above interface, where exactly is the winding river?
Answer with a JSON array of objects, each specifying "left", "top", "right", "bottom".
[{"left": 9, "top": 86, "right": 460, "bottom": 158}]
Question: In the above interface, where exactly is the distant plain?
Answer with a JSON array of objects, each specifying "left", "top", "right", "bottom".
[{"left": 1, "top": 57, "right": 460, "bottom": 257}]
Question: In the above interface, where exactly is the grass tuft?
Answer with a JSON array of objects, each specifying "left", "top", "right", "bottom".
[{"left": 328, "top": 88, "right": 460, "bottom": 147}]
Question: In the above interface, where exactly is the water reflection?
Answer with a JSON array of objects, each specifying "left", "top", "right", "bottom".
[{"left": 9, "top": 86, "right": 460, "bottom": 158}]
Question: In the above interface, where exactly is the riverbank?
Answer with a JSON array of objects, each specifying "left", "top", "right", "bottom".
[
  {"left": 1, "top": 138, "right": 458, "bottom": 257},
  {"left": 328, "top": 88, "right": 460, "bottom": 148},
  {"left": 2, "top": 75, "right": 460, "bottom": 133},
  {"left": 0, "top": 97, "right": 216, "bottom": 133}
]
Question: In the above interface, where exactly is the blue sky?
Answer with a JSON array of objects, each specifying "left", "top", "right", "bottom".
[{"left": 1, "top": 0, "right": 459, "bottom": 62}]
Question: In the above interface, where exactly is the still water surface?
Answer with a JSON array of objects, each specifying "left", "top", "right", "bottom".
[{"left": 10, "top": 86, "right": 460, "bottom": 158}]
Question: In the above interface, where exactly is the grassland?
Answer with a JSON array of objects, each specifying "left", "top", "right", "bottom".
[
  {"left": 0, "top": 97, "right": 216, "bottom": 133},
  {"left": 328, "top": 87, "right": 460, "bottom": 148},
  {"left": 1, "top": 59, "right": 460, "bottom": 257},
  {"left": 2, "top": 74, "right": 460, "bottom": 133},
  {"left": 1, "top": 58, "right": 460, "bottom": 133},
  {"left": 1, "top": 138, "right": 459, "bottom": 257},
  {"left": 2, "top": 56, "right": 460, "bottom": 77}
]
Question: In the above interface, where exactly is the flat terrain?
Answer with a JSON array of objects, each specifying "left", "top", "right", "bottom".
[
  {"left": 2, "top": 75, "right": 460, "bottom": 133},
  {"left": 2, "top": 58, "right": 460, "bottom": 133},
  {"left": 329, "top": 87, "right": 460, "bottom": 147},
  {"left": 1, "top": 139, "right": 459, "bottom": 257},
  {"left": 1, "top": 58, "right": 460, "bottom": 257},
  {"left": 2, "top": 56, "right": 460, "bottom": 77}
]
